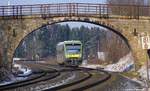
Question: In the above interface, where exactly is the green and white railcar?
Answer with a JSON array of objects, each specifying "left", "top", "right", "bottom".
[{"left": 56, "top": 40, "right": 82, "bottom": 66}]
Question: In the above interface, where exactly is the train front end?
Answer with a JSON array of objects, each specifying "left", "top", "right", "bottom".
[{"left": 64, "top": 41, "right": 82, "bottom": 66}]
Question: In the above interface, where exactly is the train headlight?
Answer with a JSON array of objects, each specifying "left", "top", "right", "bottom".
[{"left": 66, "top": 54, "right": 81, "bottom": 58}]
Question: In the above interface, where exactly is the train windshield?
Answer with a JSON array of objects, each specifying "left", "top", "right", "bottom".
[{"left": 65, "top": 44, "right": 81, "bottom": 54}]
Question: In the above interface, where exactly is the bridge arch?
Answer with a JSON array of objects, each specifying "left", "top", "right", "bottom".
[
  {"left": 12, "top": 17, "right": 132, "bottom": 63},
  {"left": 2, "top": 16, "right": 148, "bottom": 70}
]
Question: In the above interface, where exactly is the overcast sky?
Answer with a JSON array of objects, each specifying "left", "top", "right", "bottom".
[{"left": 0, "top": 0, "right": 106, "bottom": 5}]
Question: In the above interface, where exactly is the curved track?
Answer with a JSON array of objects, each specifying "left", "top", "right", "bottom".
[
  {"left": 0, "top": 63, "right": 111, "bottom": 91},
  {"left": 0, "top": 72, "right": 45, "bottom": 89},
  {"left": 0, "top": 68, "right": 60, "bottom": 91},
  {"left": 44, "top": 67, "right": 111, "bottom": 91}
]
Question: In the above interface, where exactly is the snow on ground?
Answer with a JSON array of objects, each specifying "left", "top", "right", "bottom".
[
  {"left": 138, "top": 65, "right": 150, "bottom": 79},
  {"left": 0, "top": 63, "right": 32, "bottom": 86},
  {"left": 0, "top": 80, "right": 15, "bottom": 86},
  {"left": 13, "top": 63, "right": 32, "bottom": 77},
  {"left": 0, "top": 76, "right": 28, "bottom": 86},
  {"left": 81, "top": 52, "right": 134, "bottom": 72},
  {"left": 104, "top": 52, "right": 134, "bottom": 72}
]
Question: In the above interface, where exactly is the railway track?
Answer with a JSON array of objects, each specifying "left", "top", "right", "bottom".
[
  {"left": 72, "top": 69, "right": 111, "bottom": 91},
  {"left": 44, "top": 67, "right": 111, "bottom": 91},
  {"left": 0, "top": 72, "right": 45, "bottom": 89},
  {"left": 0, "top": 68, "right": 60, "bottom": 91},
  {"left": 34, "top": 63, "right": 111, "bottom": 91},
  {"left": 0, "top": 63, "right": 111, "bottom": 91},
  {"left": 23, "top": 65, "right": 89, "bottom": 91}
]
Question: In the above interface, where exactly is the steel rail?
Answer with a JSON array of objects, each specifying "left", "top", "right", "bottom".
[
  {"left": 44, "top": 70, "right": 92, "bottom": 91},
  {"left": 43, "top": 67, "right": 111, "bottom": 91},
  {"left": 71, "top": 69, "right": 111, "bottom": 91}
]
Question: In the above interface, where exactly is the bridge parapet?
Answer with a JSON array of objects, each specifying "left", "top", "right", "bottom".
[{"left": 0, "top": 3, "right": 150, "bottom": 19}]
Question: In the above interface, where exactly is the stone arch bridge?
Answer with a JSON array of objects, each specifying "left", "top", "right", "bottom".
[{"left": 0, "top": 3, "right": 150, "bottom": 69}]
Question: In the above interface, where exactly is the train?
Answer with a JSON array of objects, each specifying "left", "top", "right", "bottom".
[{"left": 56, "top": 40, "right": 83, "bottom": 66}]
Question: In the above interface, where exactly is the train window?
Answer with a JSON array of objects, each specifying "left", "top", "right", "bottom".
[
  {"left": 66, "top": 44, "right": 81, "bottom": 49},
  {"left": 66, "top": 49, "right": 80, "bottom": 54}
]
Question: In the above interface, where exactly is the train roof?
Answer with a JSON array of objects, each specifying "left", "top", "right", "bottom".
[{"left": 57, "top": 40, "right": 82, "bottom": 46}]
